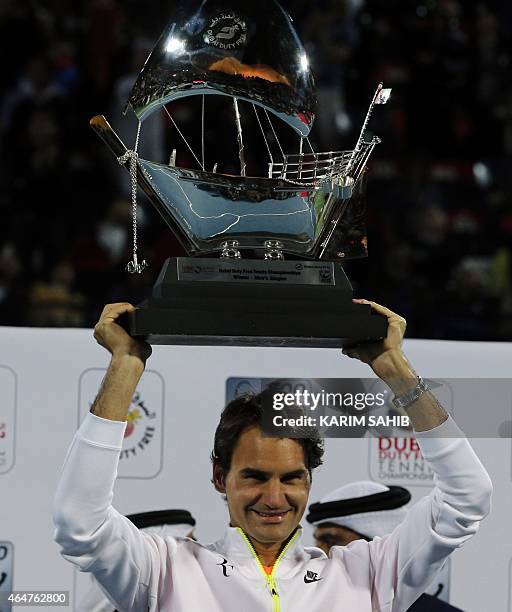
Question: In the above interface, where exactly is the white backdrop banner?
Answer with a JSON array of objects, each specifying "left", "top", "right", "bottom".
[{"left": 0, "top": 326, "right": 510, "bottom": 611}]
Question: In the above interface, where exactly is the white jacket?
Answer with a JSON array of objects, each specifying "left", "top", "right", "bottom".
[{"left": 53, "top": 413, "right": 492, "bottom": 612}]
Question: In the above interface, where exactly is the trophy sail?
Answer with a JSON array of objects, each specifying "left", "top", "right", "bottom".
[{"left": 126, "top": 0, "right": 316, "bottom": 136}]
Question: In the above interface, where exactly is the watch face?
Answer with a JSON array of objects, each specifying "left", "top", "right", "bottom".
[{"left": 391, "top": 397, "right": 403, "bottom": 411}]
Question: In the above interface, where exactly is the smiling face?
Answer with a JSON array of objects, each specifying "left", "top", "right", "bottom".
[{"left": 213, "top": 426, "right": 311, "bottom": 548}]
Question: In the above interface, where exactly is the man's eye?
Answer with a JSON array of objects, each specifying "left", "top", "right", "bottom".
[{"left": 282, "top": 474, "right": 304, "bottom": 483}]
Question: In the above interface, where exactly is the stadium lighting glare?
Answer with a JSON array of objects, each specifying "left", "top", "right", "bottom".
[{"left": 166, "top": 37, "right": 186, "bottom": 54}]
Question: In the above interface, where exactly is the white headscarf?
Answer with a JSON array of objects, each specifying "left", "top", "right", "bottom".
[{"left": 309, "top": 481, "right": 409, "bottom": 539}]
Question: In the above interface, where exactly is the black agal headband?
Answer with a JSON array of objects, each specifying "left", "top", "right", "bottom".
[
  {"left": 126, "top": 509, "right": 196, "bottom": 529},
  {"left": 306, "top": 486, "right": 411, "bottom": 524}
]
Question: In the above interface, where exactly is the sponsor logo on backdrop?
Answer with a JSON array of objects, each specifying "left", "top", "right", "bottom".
[
  {"left": 78, "top": 369, "right": 164, "bottom": 479},
  {"left": 225, "top": 378, "right": 318, "bottom": 405},
  {"left": 0, "top": 542, "right": 14, "bottom": 610},
  {"left": 0, "top": 367, "right": 16, "bottom": 475},
  {"left": 370, "top": 434, "right": 435, "bottom": 484},
  {"left": 121, "top": 391, "right": 157, "bottom": 460},
  {"left": 368, "top": 378, "right": 453, "bottom": 485},
  {"left": 225, "top": 377, "right": 263, "bottom": 403}
]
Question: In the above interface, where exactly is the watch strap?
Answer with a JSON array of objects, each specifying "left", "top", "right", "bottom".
[{"left": 392, "top": 376, "right": 429, "bottom": 410}]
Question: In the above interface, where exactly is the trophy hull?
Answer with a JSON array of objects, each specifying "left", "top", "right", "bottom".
[
  {"left": 90, "top": 115, "right": 370, "bottom": 261},
  {"left": 123, "top": 258, "right": 387, "bottom": 347}
]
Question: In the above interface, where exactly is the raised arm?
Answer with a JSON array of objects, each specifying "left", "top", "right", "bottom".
[
  {"left": 341, "top": 300, "right": 493, "bottom": 610},
  {"left": 53, "top": 304, "right": 165, "bottom": 611},
  {"left": 91, "top": 302, "right": 152, "bottom": 421},
  {"left": 343, "top": 299, "right": 447, "bottom": 431}
]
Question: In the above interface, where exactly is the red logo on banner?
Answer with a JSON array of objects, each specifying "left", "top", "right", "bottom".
[{"left": 124, "top": 409, "right": 142, "bottom": 438}]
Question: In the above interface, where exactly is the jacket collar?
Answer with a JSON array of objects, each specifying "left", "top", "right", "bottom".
[{"left": 210, "top": 525, "right": 323, "bottom": 578}]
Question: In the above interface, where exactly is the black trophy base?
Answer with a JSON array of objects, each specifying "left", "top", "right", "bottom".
[{"left": 124, "top": 257, "right": 387, "bottom": 347}]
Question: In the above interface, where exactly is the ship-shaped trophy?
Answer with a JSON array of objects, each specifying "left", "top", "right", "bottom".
[{"left": 91, "top": 0, "right": 391, "bottom": 347}]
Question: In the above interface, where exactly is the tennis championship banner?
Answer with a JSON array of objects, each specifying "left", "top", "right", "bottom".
[{"left": 0, "top": 326, "right": 509, "bottom": 611}]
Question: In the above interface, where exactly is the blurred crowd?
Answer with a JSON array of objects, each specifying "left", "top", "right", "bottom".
[{"left": 0, "top": 0, "right": 511, "bottom": 339}]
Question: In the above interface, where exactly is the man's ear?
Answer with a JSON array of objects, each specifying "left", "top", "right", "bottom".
[{"left": 212, "top": 463, "right": 226, "bottom": 494}]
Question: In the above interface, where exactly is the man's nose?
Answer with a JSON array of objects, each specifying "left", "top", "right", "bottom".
[{"left": 260, "top": 478, "right": 287, "bottom": 508}]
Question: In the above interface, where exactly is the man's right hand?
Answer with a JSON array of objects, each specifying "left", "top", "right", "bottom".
[{"left": 93, "top": 303, "right": 152, "bottom": 363}]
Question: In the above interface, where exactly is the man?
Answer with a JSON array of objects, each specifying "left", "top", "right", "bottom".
[
  {"left": 78, "top": 509, "right": 196, "bottom": 612},
  {"left": 53, "top": 300, "right": 492, "bottom": 611},
  {"left": 307, "top": 482, "right": 463, "bottom": 611}
]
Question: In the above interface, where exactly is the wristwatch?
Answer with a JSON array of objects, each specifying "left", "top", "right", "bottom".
[{"left": 392, "top": 376, "right": 429, "bottom": 410}]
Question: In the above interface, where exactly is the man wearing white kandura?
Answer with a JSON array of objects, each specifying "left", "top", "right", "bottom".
[{"left": 53, "top": 300, "right": 492, "bottom": 611}]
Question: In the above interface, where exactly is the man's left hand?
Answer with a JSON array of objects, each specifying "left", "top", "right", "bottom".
[{"left": 342, "top": 300, "right": 407, "bottom": 378}]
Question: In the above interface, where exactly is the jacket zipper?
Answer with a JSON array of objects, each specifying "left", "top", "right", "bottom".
[{"left": 236, "top": 527, "right": 300, "bottom": 612}]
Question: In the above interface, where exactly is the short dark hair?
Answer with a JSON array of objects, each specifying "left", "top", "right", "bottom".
[{"left": 211, "top": 389, "right": 324, "bottom": 482}]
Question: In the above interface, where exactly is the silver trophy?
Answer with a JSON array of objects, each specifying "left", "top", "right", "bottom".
[{"left": 91, "top": 0, "right": 391, "bottom": 347}]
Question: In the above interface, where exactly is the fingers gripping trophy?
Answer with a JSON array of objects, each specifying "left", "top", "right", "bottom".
[{"left": 90, "top": 0, "right": 392, "bottom": 347}]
